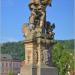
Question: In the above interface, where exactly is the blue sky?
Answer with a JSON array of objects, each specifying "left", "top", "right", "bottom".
[{"left": 0, "top": 0, "right": 74, "bottom": 43}]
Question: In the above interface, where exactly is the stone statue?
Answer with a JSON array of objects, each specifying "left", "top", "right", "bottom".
[
  {"left": 29, "top": 4, "right": 36, "bottom": 28},
  {"left": 22, "top": 24, "right": 30, "bottom": 37},
  {"left": 29, "top": 4, "right": 45, "bottom": 28},
  {"left": 29, "top": 0, "right": 52, "bottom": 29},
  {"left": 37, "top": 5, "right": 45, "bottom": 27},
  {"left": 20, "top": 0, "right": 58, "bottom": 75},
  {"left": 22, "top": 23, "right": 33, "bottom": 39},
  {"left": 30, "top": 0, "right": 52, "bottom": 6},
  {"left": 45, "top": 21, "right": 55, "bottom": 39}
]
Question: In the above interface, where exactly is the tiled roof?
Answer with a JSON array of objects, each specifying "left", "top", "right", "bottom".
[
  {"left": 0, "top": 54, "right": 21, "bottom": 62},
  {"left": 0, "top": 54, "right": 12, "bottom": 60}
]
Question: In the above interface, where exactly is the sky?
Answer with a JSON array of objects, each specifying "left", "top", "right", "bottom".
[{"left": 0, "top": 0, "right": 74, "bottom": 43}]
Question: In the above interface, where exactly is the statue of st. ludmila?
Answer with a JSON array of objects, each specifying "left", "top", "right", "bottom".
[{"left": 20, "top": 0, "right": 58, "bottom": 75}]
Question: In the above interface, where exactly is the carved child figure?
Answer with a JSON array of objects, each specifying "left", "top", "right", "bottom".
[
  {"left": 29, "top": 4, "right": 37, "bottom": 28},
  {"left": 37, "top": 5, "right": 45, "bottom": 28}
]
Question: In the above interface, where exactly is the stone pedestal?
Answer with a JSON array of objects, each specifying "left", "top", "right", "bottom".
[
  {"left": 20, "top": 64, "right": 32, "bottom": 75},
  {"left": 20, "top": 64, "right": 58, "bottom": 75},
  {"left": 40, "top": 67, "right": 58, "bottom": 75},
  {"left": 39, "top": 65, "right": 58, "bottom": 75}
]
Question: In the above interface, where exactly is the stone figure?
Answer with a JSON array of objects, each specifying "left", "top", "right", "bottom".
[
  {"left": 29, "top": 4, "right": 45, "bottom": 28},
  {"left": 30, "top": 0, "right": 52, "bottom": 6},
  {"left": 33, "top": 50, "right": 38, "bottom": 64},
  {"left": 22, "top": 24, "right": 34, "bottom": 39},
  {"left": 22, "top": 24, "right": 30, "bottom": 37},
  {"left": 30, "top": 0, "right": 40, "bottom": 4},
  {"left": 37, "top": 5, "right": 45, "bottom": 27},
  {"left": 29, "top": 0, "right": 52, "bottom": 29},
  {"left": 29, "top": 4, "right": 37, "bottom": 28},
  {"left": 43, "top": 49, "right": 50, "bottom": 65},
  {"left": 20, "top": 0, "right": 58, "bottom": 75},
  {"left": 46, "top": 21, "right": 55, "bottom": 39},
  {"left": 41, "top": 0, "right": 52, "bottom": 6},
  {"left": 46, "top": 22, "right": 55, "bottom": 32}
]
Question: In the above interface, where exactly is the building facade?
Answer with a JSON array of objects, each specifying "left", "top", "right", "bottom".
[{"left": 0, "top": 54, "right": 21, "bottom": 75}]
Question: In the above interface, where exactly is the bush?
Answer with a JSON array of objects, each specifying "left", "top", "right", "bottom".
[{"left": 52, "top": 43, "right": 74, "bottom": 75}]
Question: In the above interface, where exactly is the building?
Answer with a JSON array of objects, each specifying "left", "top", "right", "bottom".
[{"left": 0, "top": 54, "right": 21, "bottom": 75}]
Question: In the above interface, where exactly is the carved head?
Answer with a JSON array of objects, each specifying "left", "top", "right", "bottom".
[{"left": 41, "top": 0, "right": 52, "bottom": 6}]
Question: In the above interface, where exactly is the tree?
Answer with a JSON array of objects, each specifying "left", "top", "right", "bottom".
[
  {"left": 1, "top": 41, "right": 25, "bottom": 61},
  {"left": 52, "top": 43, "right": 74, "bottom": 75}
]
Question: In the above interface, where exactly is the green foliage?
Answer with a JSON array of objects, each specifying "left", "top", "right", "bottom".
[
  {"left": 52, "top": 42, "right": 74, "bottom": 75},
  {"left": 8, "top": 71, "right": 13, "bottom": 75},
  {"left": 0, "top": 40, "right": 74, "bottom": 63},
  {"left": 1, "top": 40, "right": 74, "bottom": 75},
  {"left": 1, "top": 41, "right": 25, "bottom": 61},
  {"left": 57, "top": 40, "right": 74, "bottom": 53}
]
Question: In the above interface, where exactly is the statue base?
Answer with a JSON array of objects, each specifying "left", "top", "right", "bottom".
[
  {"left": 20, "top": 64, "right": 58, "bottom": 75},
  {"left": 39, "top": 65, "right": 58, "bottom": 75}
]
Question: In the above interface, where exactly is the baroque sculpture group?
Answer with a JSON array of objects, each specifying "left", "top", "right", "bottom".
[{"left": 20, "top": 0, "right": 58, "bottom": 75}]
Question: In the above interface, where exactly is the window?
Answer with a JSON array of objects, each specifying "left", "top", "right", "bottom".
[
  {"left": 2, "top": 63, "right": 4, "bottom": 72},
  {"left": 9, "top": 63, "right": 11, "bottom": 67},
  {"left": 6, "top": 62, "right": 8, "bottom": 67},
  {"left": 2, "top": 63, "right": 4, "bottom": 67}
]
